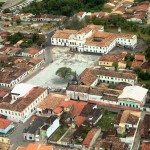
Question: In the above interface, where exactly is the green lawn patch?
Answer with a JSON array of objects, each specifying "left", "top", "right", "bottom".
[
  {"left": 96, "top": 110, "right": 117, "bottom": 129},
  {"left": 50, "top": 125, "right": 68, "bottom": 141}
]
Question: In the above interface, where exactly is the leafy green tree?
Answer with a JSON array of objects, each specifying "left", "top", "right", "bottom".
[
  {"left": 3, "top": 8, "right": 10, "bottom": 13},
  {"left": 112, "top": 61, "right": 118, "bottom": 71},
  {"left": 16, "top": 19, "right": 21, "bottom": 25},
  {"left": 134, "top": 67, "right": 143, "bottom": 75},
  {"left": 65, "top": 17, "right": 86, "bottom": 30},
  {"left": 7, "top": 32, "right": 24, "bottom": 44},
  {"left": 145, "top": 46, "right": 150, "bottom": 61},
  {"left": 56, "top": 67, "right": 74, "bottom": 79}
]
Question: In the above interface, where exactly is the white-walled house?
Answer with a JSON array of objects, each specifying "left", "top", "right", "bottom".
[
  {"left": 118, "top": 86, "right": 148, "bottom": 109},
  {"left": 51, "top": 25, "right": 104, "bottom": 52},
  {"left": 51, "top": 25, "right": 137, "bottom": 54},
  {"left": 23, "top": 115, "right": 59, "bottom": 141},
  {"left": 66, "top": 85, "right": 121, "bottom": 105},
  {"left": 0, "top": 59, "right": 45, "bottom": 88},
  {"left": 0, "top": 118, "right": 14, "bottom": 134},
  {"left": 0, "top": 83, "right": 48, "bottom": 123},
  {"left": 43, "top": 116, "right": 60, "bottom": 138},
  {"left": 80, "top": 68, "right": 138, "bottom": 86}
]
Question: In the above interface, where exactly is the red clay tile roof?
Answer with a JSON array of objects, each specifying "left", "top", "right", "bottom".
[
  {"left": 0, "top": 118, "right": 12, "bottom": 129},
  {"left": 75, "top": 12, "right": 86, "bottom": 17},
  {"left": 135, "top": 54, "right": 145, "bottom": 61},
  {"left": 53, "top": 107, "right": 63, "bottom": 114},
  {"left": 29, "top": 47, "right": 41, "bottom": 55},
  {"left": 99, "top": 52, "right": 127, "bottom": 63},
  {"left": 80, "top": 68, "right": 137, "bottom": 86},
  {"left": 142, "top": 142, "right": 150, "bottom": 150},
  {"left": 60, "top": 100, "right": 87, "bottom": 116},
  {"left": 82, "top": 128, "right": 100, "bottom": 147},
  {"left": 74, "top": 116, "right": 86, "bottom": 126},
  {"left": 18, "top": 143, "right": 53, "bottom": 150},
  {"left": 2, "top": 22, "right": 10, "bottom": 26},
  {"left": 37, "top": 94, "right": 67, "bottom": 111},
  {"left": 0, "top": 87, "right": 46, "bottom": 112},
  {"left": 132, "top": 4, "right": 149, "bottom": 11},
  {"left": 131, "top": 61, "right": 143, "bottom": 67}
]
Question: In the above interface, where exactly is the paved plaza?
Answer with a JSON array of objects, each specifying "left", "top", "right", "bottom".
[{"left": 26, "top": 47, "right": 99, "bottom": 88}]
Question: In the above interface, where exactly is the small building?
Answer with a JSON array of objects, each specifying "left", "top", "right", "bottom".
[
  {"left": 0, "top": 118, "right": 14, "bottom": 134},
  {"left": 131, "top": 54, "right": 146, "bottom": 68},
  {"left": 0, "top": 83, "right": 48, "bottom": 122},
  {"left": 2, "top": 22, "right": 11, "bottom": 27},
  {"left": 74, "top": 12, "right": 87, "bottom": 20},
  {"left": 99, "top": 52, "right": 127, "bottom": 69},
  {"left": 118, "top": 86, "right": 148, "bottom": 109},
  {"left": 23, "top": 115, "right": 59, "bottom": 141},
  {"left": 17, "top": 143, "right": 53, "bottom": 150},
  {"left": 114, "top": 110, "right": 141, "bottom": 134},
  {"left": 37, "top": 94, "right": 68, "bottom": 116},
  {"left": 79, "top": 68, "right": 137, "bottom": 86},
  {"left": 141, "top": 142, "right": 150, "bottom": 150},
  {"left": 82, "top": 128, "right": 101, "bottom": 149}
]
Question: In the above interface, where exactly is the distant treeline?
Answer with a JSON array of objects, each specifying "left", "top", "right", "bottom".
[{"left": 22, "top": 0, "right": 108, "bottom": 16}]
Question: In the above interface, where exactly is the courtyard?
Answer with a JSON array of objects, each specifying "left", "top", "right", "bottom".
[{"left": 26, "top": 46, "right": 99, "bottom": 88}]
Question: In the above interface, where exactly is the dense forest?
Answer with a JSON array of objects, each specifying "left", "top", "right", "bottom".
[{"left": 22, "top": 0, "right": 108, "bottom": 16}]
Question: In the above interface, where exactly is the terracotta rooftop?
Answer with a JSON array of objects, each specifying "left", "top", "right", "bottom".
[
  {"left": 131, "top": 61, "right": 143, "bottom": 68},
  {"left": 17, "top": 143, "right": 53, "bottom": 150},
  {"left": 99, "top": 52, "right": 127, "bottom": 63},
  {"left": 52, "top": 29, "right": 77, "bottom": 39},
  {"left": 74, "top": 116, "right": 86, "bottom": 126},
  {"left": 37, "top": 94, "right": 67, "bottom": 111},
  {"left": 82, "top": 128, "right": 100, "bottom": 147},
  {"left": 60, "top": 100, "right": 87, "bottom": 116},
  {"left": 67, "top": 85, "right": 121, "bottom": 101},
  {"left": 0, "top": 118, "right": 12, "bottom": 129},
  {"left": 28, "top": 47, "right": 41, "bottom": 55},
  {"left": 0, "top": 88, "right": 10, "bottom": 97},
  {"left": 135, "top": 54, "right": 145, "bottom": 61},
  {"left": 142, "top": 142, "right": 150, "bottom": 150},
  {"left": 2, "top": 22, "right": 11, "bottom": 26},
  {"left": 0, "top": 56, "right": 42, "bottom": 84},
  {"left": 53, "top": 107, "right": 63, "bottom": 114},
  {"left": 120, "top": 110, "right": 141, "bottom": 125},
  {"left": 75, "top": 11, "right": 85, "bottom": 17},
  {"left": 0, "top": 87, "right": 46, "bottom": 112},
  {"left": 80, "top": 68, "right": 137, "bottom": 86}
]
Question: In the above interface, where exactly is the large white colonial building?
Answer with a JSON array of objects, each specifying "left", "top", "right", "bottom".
[
  {"left": 66, "top": 84, "right": 148, "bottom": 109},
  {"left": 51, "top": 25, "right": 137, "bottom": 53},
  {"left": 80, "top": 68, "right": 137, "bottom": 86},
  {"left": 0, "top": 83, "right": 48, "bottom": 123}
]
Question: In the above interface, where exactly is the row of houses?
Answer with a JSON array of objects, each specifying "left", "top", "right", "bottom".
[
  {"left": 75, "top": 1, "right": 150, "bottom": 23},
  {"left": 0, "top": 82, "right": 149, "bottom": 149},
  {"left": 98, "top": 52, "right": 150, "bottom": 70},
  {"left": 0, "top": 56, "right": 44, "bottom": 87},
  {"left": 51, "top": 24, "right": 137, "bottom": 53},
  {"left": 0, "top": 45, "right": 45, "bottom": 58},
  {"left": 0, "top": 13, "right": 65, "bottom": 22}
]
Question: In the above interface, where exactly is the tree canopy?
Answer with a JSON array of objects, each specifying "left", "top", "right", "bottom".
[
  {"left": 56, "top": 67, "right": 74, "bottom": 79},
  {"left": 22, "top": 0, "right": 108, "bottom": 16}
]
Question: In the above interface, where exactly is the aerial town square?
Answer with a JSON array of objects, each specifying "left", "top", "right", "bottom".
[{"left": 0, "top": 0, "right": 149, "bottom": 150}]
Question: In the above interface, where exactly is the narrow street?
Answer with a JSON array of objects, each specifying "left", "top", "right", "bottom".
[{"left": 21, "top": 30, "right": 55, "bottom": 84}]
